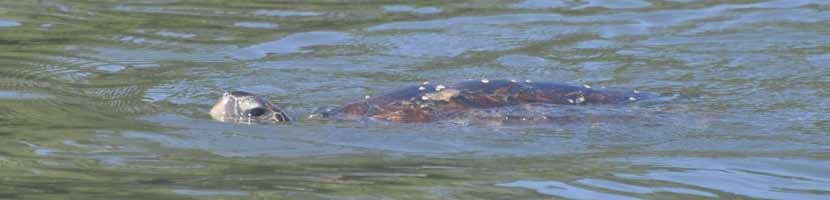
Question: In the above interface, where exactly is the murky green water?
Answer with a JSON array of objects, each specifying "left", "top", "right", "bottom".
[{"left": 1, "top": 0, "right": 829, "bottom": 199}]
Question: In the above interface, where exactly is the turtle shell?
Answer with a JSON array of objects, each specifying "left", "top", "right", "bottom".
[{"left": 321, "top": 80, "right": 653, "bottom": 123}]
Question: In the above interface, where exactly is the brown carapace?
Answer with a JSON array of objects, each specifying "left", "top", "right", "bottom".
[{"left": 211, "top": 80, "right": 654, "bottom": 123}]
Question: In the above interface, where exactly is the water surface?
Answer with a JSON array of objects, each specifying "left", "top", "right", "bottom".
[{"left": 0, "top": 0, "right": 828, "bottom": 199}]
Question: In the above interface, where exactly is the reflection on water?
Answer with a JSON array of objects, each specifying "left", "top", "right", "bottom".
[
  {"left": 1, "top": 0, "right": 829, "bottom": 199},
  {"left": 253, "top": 10, "right": 322, "bottom": 17},
  {"left": 500, "top": 180, "right": 643, "bottom": 200},
  {"left": 501, "top": 157, "right": 830, "bottom": 199},
  {"left": 174, "top": 189, "right": 249, "bottom": 197},
  {"left": 233, "top": 21, "right": 279, "bottom": 29},
  {"left": 228, "top": 31, "right": 353, "bottom": 60},
  {"left": 577, "top": 178, "right": 716, "bottom": 198},
  {"left": 0, "top": 91, "right": 48, "bottom": 100},
  {"left": 622, "top": 157, "right": 830, "bottom": 199},
  {"left": 382, "top": 5, "right": 443, "bottom": 15},
  {"left": 0, "top": 19, "right": 20, "bottom": 27}
]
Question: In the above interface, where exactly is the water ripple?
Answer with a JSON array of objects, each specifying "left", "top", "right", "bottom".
[{"left": 1, "top": 0, "right": 829, "bottom": 199}]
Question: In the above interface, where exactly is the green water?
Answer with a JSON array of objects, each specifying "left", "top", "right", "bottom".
[{"left": 1, "top": 0, "right": 829, "bottom": 199}]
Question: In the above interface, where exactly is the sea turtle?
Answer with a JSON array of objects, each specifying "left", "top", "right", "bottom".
[{"left": 210, "top": 79, "right": 654, "bottom": 124}]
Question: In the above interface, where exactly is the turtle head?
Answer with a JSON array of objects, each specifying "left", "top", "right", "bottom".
[{"left": 210, "top": 91, "right": 290, "bottom": 123}]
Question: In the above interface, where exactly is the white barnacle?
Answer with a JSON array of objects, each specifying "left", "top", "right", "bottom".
[
  {"left": 481, "top": 78, "right": 490, "bottom": 83},
  {"left": 629, "top": 96, "right": 637, "bottom": 101},
  {"left": 510, "top": 79, "right": 517, "bottom": 83},
  {"left": 583, "top": 84, "right": 592, "bottom": 89},
  {"left": 525, "top": 79, "right": 533, "bottom": 83},
  {"left": 421, "top": 96, "right": 430, "bottom": 100},
  {"left": 423, "top": 89, "right": 460, "bottom": 102},
  {"left": 365, "top": 95, "right": 371, "bottom": 99},
  {"left": 567, "top": 99, "right": 575, "bottom": 104},
  {"left": 418, "top": 86, "right": 426, "bottom": 91},
  {"left": 422, "top": 81, "right": 430, "bottom": 85},
  {"left": 633, "top": 89, "right": 640, "bottom": 94},
  {"left": 435, "top": 84, "right": 446, "bottom": 91},
  {"left": 576, "top": 96, "right": 586, "bottom": 103}
]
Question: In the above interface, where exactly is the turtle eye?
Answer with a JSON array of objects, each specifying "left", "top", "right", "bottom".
[{"left": 247, "top": 108, "right": 267, "bottom": 117}]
